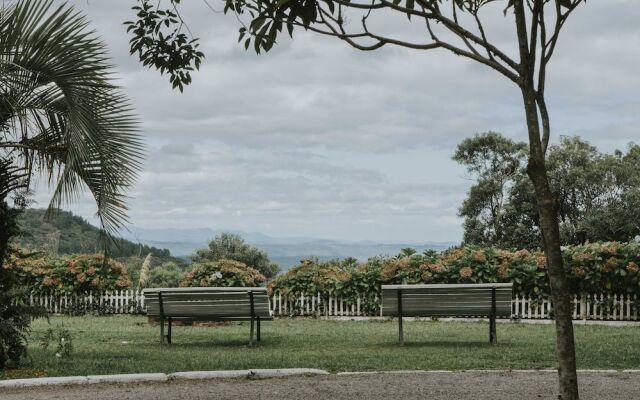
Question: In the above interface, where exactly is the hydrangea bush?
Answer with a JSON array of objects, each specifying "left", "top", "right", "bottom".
[
  {"left": 180, "top": 259, "right": 266, "bottom": 287},
  {"left": 6, "top": 247, "right": 130, "bottom": 294},
  {"left": 269, "top": 242, "right": 640, "bottom": 302}
]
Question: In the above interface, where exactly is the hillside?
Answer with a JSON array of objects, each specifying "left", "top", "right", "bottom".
[{"left": 13, "top": 209, "right": 171, "bottom": 258}]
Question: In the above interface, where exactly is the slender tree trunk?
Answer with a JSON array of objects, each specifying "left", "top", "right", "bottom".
[{"left": 521, "top": 88, "right": 579, "bottom": 400}]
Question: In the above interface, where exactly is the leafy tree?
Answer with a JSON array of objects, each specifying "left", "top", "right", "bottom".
[
  {"left": 456, "top": 134, "right": 640, "bottom": 249},
  {"left": 0, "top": 0, "right": 143, "bottom": 367},
  {"left": 130, "top": 0, "right": 600, "bottom": 396},
  {"left": 399, "top": 248, "right": 417, "bottom": 257},
  {"left": 192, "top": 233, "right": 280, "bottom": 278},
  {"left": 125, "top": 0, "right": 205, "bottom": 91},
  {"left": 149, "top": 261, "right": 185, "bottom": 288},
  {"left": 454, "top": 132, "right": 529, "bottom": 247}
]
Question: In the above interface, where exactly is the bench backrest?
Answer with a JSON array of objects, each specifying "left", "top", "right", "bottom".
[
  {"left": 143, "top": 287, "right": 272, "bottom": 320},
  {"left": 381, "top": 283, "right": 513, "bottom": 318}
]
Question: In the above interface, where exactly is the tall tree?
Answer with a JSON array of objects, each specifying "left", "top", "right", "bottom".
[
  {"left": 130, "top": 1, "right": 592, "bottom": 397},
  {"left": 456, "top": 134, "right": 640, "bottom": 249},
  {"left": 454, "top": 132, "right": 529, "bottom": 246},
  {"left": 0, "top": 0, "right": 143, "bottom": 367}
]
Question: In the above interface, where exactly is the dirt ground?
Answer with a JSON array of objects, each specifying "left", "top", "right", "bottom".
[{"left": 3, "top": 371, "right": 639, "bottom": 400}]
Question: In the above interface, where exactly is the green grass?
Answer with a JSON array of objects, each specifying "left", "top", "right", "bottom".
[{"left": 3, "top": 316, "right": 639, "bottom": 379}]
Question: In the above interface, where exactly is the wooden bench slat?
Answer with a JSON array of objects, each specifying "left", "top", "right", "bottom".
[
  {"left": 381, "top": 283, "right": 513, "bottom": 318},
  {"left": 384, "top": 293, "right": 512, "bottom": 301}
]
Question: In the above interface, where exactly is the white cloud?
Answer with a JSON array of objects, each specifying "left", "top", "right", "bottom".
[{"left": 29, "top": 0, "right": 640, "bottom": 242}]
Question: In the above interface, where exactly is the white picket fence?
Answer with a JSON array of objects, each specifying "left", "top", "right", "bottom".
[{"left": 25, "top": 290, "right": 640, "bottom": 321}]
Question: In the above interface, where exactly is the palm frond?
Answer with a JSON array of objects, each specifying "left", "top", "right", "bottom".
[{"left": 0, "top": 0, "right": 144, "bottom": 237}]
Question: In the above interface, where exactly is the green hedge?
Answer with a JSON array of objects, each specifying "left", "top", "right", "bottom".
[{"left": 269, "top": 242, "right": 640, "bottom": 302}]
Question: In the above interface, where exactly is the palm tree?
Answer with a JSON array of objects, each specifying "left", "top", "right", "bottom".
[
  {"left": 0, "top": 0, "right": 143, "bottom": 238},
  {"left": 0, "top": 0, "right": 144, "bottom": 368}
]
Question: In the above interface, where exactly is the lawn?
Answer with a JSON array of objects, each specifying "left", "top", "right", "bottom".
[{"left": 2, "top": 316, "right": 639, "bottom": 379}]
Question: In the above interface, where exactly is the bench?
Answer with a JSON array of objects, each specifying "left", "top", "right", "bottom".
[
  {"left": 381, "top": 283, "right": 513, "bottom": 345},
  {"left": 143, "top": 287, "right": 272, "bottom": 345}
]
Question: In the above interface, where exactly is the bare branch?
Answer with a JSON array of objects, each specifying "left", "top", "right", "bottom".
[
  {"left": 536, "top": 92, "right": 551, "bottom": 154},
  {"left": 417, "top": 0, "right": 521, "bottom": 73},
  {"left": 474, "top": 12, "right": 495, "bottom": 62}
]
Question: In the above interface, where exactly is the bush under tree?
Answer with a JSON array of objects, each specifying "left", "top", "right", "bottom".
[
  {"left": 192, "top": 233, "right": 279, "bottom": 278},
  {"left": 181, "top": 259, "right": 266, "bottom": 288}
]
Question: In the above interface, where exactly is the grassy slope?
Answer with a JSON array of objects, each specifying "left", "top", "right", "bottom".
[
  {"left": 3, "top": 316, "right": 639, "bottom": 379},
  {"left": 14, "top": 209, "right": 171, "bottom": 258}
]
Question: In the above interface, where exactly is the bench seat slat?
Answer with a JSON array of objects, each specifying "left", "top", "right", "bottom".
[
  {"left": 384, "top": 293, "right": 512, "bottom": 301},
  {"left": 144, "top": 287, "right": 272, "bottom": 319},
  {"left": 381, "top": 283, "right": 513, "bottom": 318}
]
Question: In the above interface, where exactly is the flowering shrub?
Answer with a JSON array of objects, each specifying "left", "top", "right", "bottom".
[
  {"left": 268, "top": 258, "right": 351, "bottom": 296},
  {"left": 180, "top": 259, "right": 266, "bottom": 287},
  {"left": 268, "top": 257, "right": 383, "bottom": 314},
  {"left": 5, "top": 247, "right": 130, "bottom": 294},
  {"left": 270, "top": 242, "right": 640, "bottom": 302}
]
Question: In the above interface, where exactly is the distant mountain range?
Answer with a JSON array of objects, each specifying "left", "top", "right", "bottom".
[
  {"left": 16, "top": 208, "right": 457, "bottom": 270},
  {"left": 119, "top": 227, "right": 457, "bottom": 270}
]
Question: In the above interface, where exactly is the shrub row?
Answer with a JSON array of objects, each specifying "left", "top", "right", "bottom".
[
  {"left": 269, "top": 242, "right": 640, "bottom": 301},
  {"left": 8, "top": 242, "right": 640, "bottom": 300}
]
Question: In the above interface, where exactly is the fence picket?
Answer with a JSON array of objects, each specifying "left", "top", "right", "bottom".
[{"left": 22, "top": 290, "right": 640, "bottom": 321}]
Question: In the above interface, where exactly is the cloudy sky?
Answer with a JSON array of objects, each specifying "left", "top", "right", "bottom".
[{"left": 32, "top": 0, "right": 640, "bottom": 243}]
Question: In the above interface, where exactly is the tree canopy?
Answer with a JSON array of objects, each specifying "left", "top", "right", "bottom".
[{"left": 456, "top": 133, "right": 640, "bottom": 249}]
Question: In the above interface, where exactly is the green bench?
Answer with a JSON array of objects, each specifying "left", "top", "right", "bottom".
[
  {"left": 143, "top": 287, "right": 272, "bottom": 345},
  {"left": 381, "top": 283, "right": 513, "bottom": 345}
]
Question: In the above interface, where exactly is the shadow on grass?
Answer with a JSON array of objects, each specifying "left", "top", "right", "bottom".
[
  {"left": 379, "top": 340, "right": 517, "bottom": 349},
  {"left": 144, "top": 338, "right": 285, "bottom": 348}
]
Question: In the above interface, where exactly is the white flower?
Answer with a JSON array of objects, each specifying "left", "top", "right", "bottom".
[
  {"left": 61, "top": 338, "right": 65, "bottom": 343},
  {"left": 121, "top": 341, "right": 128, "bottom": 345},
  {"left": 210, "top": 271, "right": 223, "bottom": 280},
  {"left": 55, "top": 353, "right": 62, "bottom": 358}
]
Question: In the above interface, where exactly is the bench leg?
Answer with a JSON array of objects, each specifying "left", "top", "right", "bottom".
[
  {"left": 249, "top": 317, "right": 255, "bottom": 347},
  {"left": 167, "top": 317, "right": 172, "bottom": 345},
  {"left": 160, "top": 317, "right": 165, "bottom": 345},
  {"left": 489, "top": 315, "right": 497, "bottom": 345},
  {"left": 257, "top": 317, "right": 261, "bottom": 342},
  {"left": 489, "top": 287, "right": 497, "bottom": 345},
  {"left": 397, "top": 289, "right": 404, "bottom": 345}
]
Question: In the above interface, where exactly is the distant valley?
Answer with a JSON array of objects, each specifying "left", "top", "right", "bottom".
[
  {"left": 119, "top": 227, "right": 457, "bottom": 270},
  {"left": 16, "top": 208, "right": 457, "bottom": 270}
]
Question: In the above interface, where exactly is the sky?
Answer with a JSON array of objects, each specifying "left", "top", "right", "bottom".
[{"left": 30, "top": 0, "right": 640, "bottom": 243}]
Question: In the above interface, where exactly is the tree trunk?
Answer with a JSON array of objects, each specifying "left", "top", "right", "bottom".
[{"left": 521, "top": 89, "right": 579, "bottom": 400}]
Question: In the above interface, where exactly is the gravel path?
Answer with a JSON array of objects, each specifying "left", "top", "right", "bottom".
[{"left": 3, "top": 371, "right": 639, "bottom": 400}]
